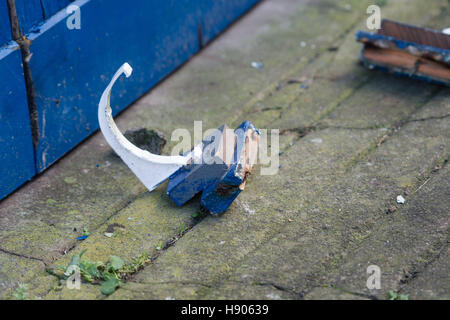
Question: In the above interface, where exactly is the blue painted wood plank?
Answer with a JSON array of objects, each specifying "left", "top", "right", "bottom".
[
  {"left": 14, "top": 0, "right": 44, "bottom": 34},
  {"left": 0, "top": 1, "right": 11, "bottom": 46},
  {"left": 0, "top": 43, "right": 36, "bottom": 199},
  {"left": 40, "top": 0, "right": 72, "bottom": 20},
  {"left": 167, "top": 121, "right": 259, "bottom": 214},
  {"left": 200, "top": 121, "right": 259, "bottom": 215},
  {"left": 167, "top": 125, "right": 232, "bottom": 206}
]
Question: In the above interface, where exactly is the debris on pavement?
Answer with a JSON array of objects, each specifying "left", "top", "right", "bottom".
[
  {"left": 356, "top": 19, "right": 450, "bottom": 86},
  {"left": 251, "top": 61, "right": 264, "bottom": 70},
  {"left": 106, "top": 223, "right": 125, "bottom": 234},
  {"left": 103, "top": 223, "right": 125, "bottom": 238},
  {"left": 396, "top": 195, "right": 406, "bottom": 204},
  {"left": 98, "top": 63, "right": 260, "bottom": 216},
  {"left": 168, "top": 121, "right": 260, "bottom": 215}
]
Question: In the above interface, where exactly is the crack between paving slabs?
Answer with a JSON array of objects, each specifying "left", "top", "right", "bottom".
[
  {"left": 0, "top": 247, "right": 46, "bottom": 265},
  {"left": 397, "top": 237, "right": 449, "bottom": 294}
]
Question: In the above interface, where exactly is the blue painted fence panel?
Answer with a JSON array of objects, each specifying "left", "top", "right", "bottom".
[
  {"left": 41, "top": 0, "right": 73, "bottom": 19},
  {"left": 29, "top": 0, "right": 200, "bottom": 171},
  {"left": 14, "top": 0, "right": 44, "bottom": 34},
  {"left": 0, "top": 0, "right": 260, "bottom": 199},
  {"left": 0, "top": 44, "right": 36, "bottom": 199},
  {"left": 0, "top": 1, "right": 11, "bottom": 46}
]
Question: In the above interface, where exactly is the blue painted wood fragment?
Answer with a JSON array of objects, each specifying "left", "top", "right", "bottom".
[
  {"left": 167, "top": 121, "right": 259, "bottom": 215},
  {"left": 201, "top": 121, "right": 259, "bottom": 215},
  {"left": 0, "top": 43, "right": 36, "bottom": 199},
  {"left": 167, "top": 125, "right": 236, "bottom": 206},
  {"left": 356, "top": 19, "right": 450, "bottom": 86}
]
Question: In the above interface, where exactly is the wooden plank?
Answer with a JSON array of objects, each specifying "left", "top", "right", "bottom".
[
  {"left": 380, "top": 19, "right": 450, "bottom": 50},
  {"left": 27, "top": 0, "right": 260, "bottom": 172},
  {"left": 0, "top": 1, "right": 11, "bottom": 46},
  {"left": 14, "top": 0, "right": 44, "bottom": 34},
  {"left": 40, "top": 0, "right": 72, "bottom": 19},
  {"left": 0, "top": 43, "right": 36, "bottom": 199}
]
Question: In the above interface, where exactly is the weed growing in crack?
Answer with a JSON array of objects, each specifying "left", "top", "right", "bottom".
[
  {"left": 387, "top": 290, "right": 409, "bottom": 300},
  {"left": 13, "top": 283, "right": 28, "bottom": 300},
  {"left": 46, "top": 250, "right": 151, "bottom": 296}
]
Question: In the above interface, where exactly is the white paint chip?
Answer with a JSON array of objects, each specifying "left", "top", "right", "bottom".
[
  {"left": 396, "top": 195, "right": 405, "bottom": 204},
  {"left": 266, "top": 293, "right": 281, "bottom": 300},
  {"left": 251, "top": 61, "right": 264, "bottom": 70}
]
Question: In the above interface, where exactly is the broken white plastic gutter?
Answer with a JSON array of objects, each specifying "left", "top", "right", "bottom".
[{"left": 98, "top": 63, "right": 190, "bottom": 191}]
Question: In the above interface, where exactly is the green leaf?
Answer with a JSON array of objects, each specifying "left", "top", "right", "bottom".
[
  {"left": 100, "top": 278, "right": 120, "bottom": 295},
  {"left": 87, "top": 264, "right": 101, "bottom": 279},
  {"left": 387, "top": 291, "right": 397, "bottom": 300},
  {"left": 109, "top": 256, "right": 125, "bottom": 271}
]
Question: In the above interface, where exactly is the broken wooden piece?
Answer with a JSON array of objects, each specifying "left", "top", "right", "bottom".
[
  {"left": 168, "top": 121, "right": 260, "bottom": 215},
  {"left": 166, "top": 125, "right": 236, "bottom": 206},
  {"left": 200, "top": 121, "right": 260, "bottom": 214},
  {"left": 98, "top": 63, "right": 259, "bottom": 215},
  {"left": 356, "top": 19, "right": 450, "bottom": 86}
]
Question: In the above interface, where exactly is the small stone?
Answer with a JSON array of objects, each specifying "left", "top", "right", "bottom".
[
  {"left": 442, "top": 27, "right": 450, "bottom": 35},
  {"left": 104, "top": 232, "right": 114, "bottom": 238},
  {"left": 251, "top": 61, "right": 264, "bottom": 70},
  {"left": 396, "top": 195, "right": 406, "bottom": 204}
]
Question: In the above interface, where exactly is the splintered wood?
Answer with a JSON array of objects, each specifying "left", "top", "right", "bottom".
[
  {"left": 356, "top": 19, "right": 450, "bottom": 86},
  {"left": 167, "top": 121, "right": 260, "bottom": 215}
]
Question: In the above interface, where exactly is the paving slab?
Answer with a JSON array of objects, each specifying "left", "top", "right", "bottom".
[{"left": 0, "top": 0, "right": 448, "bottom": 299}]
